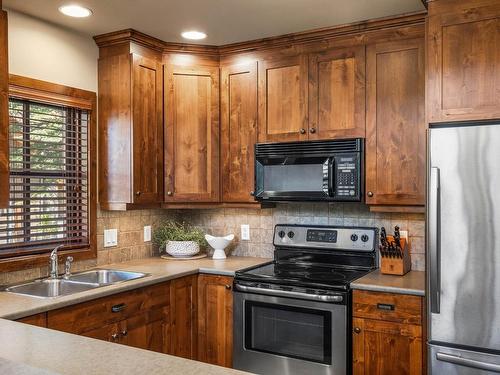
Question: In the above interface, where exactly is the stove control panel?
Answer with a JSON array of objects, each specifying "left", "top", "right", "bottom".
[{"left": 274, "top": 225, "right": 377, "bottom": 252}]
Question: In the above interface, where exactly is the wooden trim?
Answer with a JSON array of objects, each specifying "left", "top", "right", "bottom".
[
  {"left": 218, "top": 11, "right": 426, "bottom": 55},
  {"left": 161, "top": 202, "right": 264, "bottom": 209},
  {"left": 368, "top": 205, "right": 425, "bottom": 213},
  {"left": 94, "top": 29, "right": 220, "bottom": 56},
  {"left": 99, "top": 202, "right": 161, "bottom": 211},
  {"left": 93, "top": 12, "right": 427, "bottom": 56},
  {"left": 9, "top": 75, "right": 95, "bottom": 109},
  {"left": 1, "top": 76, "right": 98, "bottom": 272},
  {"left": 0, "top": 9, "right": 9, "bottom": 209}
]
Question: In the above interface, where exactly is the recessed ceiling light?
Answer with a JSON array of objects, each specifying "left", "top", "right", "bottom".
[
  {"left": 181, "top": 31, "right": 207, "bottom": 40},
  {"left": 58, "top": 4, "right": 93, "bottom": 18}
]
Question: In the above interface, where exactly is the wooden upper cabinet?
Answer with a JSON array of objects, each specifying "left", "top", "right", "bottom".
[
  {"left": 365, "top": 39, "right": 425, "bottom": 206},
  {"left": 309, "top": 46, "right": 366, "bottom": 140},
  {"left": 131, "top": 55, "right": 164, "bottom": 204},
  {"left": 221, "top": 62, "right": 258, "bottom": 203},
  {"left": 427, "top": 0, "right": 500, "bottom": 123},
  {"left": 98, "top": 52, "right": 163, "bottom": 210},
  {"left": 197, "top": 274, "right": 233, "bottom": 367},
  {"left": 164, "top": 65, "right": 220, "bottom": 202},
  {"left": 258, "top": 55, "right": 308, "bottom": 143},
  {"left": 0, "top": 8, "right": 8, "bottom": 208}
]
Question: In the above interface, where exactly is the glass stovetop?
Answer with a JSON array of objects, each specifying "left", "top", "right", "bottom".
[{"left": 236, "top": 262, "right": 372, "bottom": 290}]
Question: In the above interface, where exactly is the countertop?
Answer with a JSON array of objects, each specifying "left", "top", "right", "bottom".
[
  {"left": 0, "top": 319, "right": 251, "bottom": 375},
  {"left": 351, "top": 269, "right": 425, "bottom": 296},
  {"left": 0, "top": 256, "right": 271, "bottom": 320}
]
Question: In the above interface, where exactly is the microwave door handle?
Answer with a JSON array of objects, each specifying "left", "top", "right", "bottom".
[{"left": 328, "top": 158, "right": 335, "bottom": 197}]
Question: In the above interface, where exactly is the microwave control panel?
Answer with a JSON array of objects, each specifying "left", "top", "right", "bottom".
[{"left": 333, "top": 153, "right": 361, "bottom": 201}]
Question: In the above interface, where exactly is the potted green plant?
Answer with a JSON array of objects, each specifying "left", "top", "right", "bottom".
[{"left": 153, "top": 220, "right": 207, "bottom": 257}]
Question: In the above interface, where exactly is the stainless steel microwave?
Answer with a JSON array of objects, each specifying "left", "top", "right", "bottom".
[{"left": 254, "top": 139, "right": 363, "bottom": 202}]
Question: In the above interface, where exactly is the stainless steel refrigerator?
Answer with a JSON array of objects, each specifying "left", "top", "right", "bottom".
[{"left": 428, "top": 122, "right": 500, "bottom": 374}]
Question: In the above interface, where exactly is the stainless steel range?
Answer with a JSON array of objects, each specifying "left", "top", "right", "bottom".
[{"left": 233, "top": 224, "right": 378, "bottom": 375}]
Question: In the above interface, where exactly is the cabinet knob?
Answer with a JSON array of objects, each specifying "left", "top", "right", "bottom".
[
  {"left": 353, "top": 327, "right": 361, "bottom": 334},
  {"left": 299, "top": 128, "right": 306, "bottom": 134},
  {"left": 367, "top": 191, "right": 374, "bottom": 197},
  {"left": 121, "top": 330, "right": 128, "bottom": 337},
  {"left": 225, "top": 284, "right": 232, "bottom": 290},
  {"left": 309, "top": 127, "right": 316, "bottom": 134},
  {"left": 167, "top": 191, "right": 173, "bottom": 196},
  {"left": 111, "top": 333, "right": 120, "bottom": 340},
  {"left": 135, "top": 191, "right": 141, "bottom": 196},
  {"left": 250, "top": 191, "right": 255, "bottom": 196}
]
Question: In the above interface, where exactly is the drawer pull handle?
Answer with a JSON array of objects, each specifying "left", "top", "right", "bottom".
[
  {"left": 111, "top": 303, "right": 126, "bottom": 313},
  {"left": 377, "top": 303, "right": 395, "bottom": 311}
]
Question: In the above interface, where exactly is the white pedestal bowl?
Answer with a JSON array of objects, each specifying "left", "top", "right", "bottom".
[{"left": 205, "top": 234, "right": 234, "bottom": 260}]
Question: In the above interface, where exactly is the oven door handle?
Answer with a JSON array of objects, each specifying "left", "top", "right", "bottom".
[{"left": 235, "top": 284, "right": 344, "bottom": 303}]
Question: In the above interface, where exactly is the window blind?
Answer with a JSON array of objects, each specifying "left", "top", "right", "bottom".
[{"left": 0, "top": 98, "right": 89, "bottom": 257}]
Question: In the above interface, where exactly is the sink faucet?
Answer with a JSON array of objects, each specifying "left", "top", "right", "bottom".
[{"left": 49, "top": 245, "right": 63, "bottom": 279}]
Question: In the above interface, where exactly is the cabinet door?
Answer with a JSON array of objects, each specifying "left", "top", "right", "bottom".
[
  {"left": 221, "top": 62, "right": 258, "bottom": 203},
  {"left": 81, "top": 322, "right": 120, "bottom": 343},
  {"left": 131, "top": 55, "right": 163, "bottom": 204},
  {"left": 197, "top": 274, "right": 233, "bottom": 367},
  {"left": 169, "top": 275, "right": 198, "bottom": 359},
  {"left": 365, "top": 39, "right": 425, "bottom": 206},
  {"left": 427, "top": 1, "right": 500, "bottom": 122},
  {"left": 258, "top": 55, "right": 308, "bottom": 143},
  {"left": 120, "top": 307, "right": 169, "bottom": 353},
  {"left": 0, "top": 9, "right": 8, "bottom": 208},
  {"left": 353, "top": 317, "right": 423, "bottom": 375},
  {"left": 165, "top": 65, "right": 220, "bottom": 202},
  {"left": 309, "top": 46, "right": 365, "bottom": 140},
  {"left": 16, "top": 313, "right": 47, "bottom": 327}
]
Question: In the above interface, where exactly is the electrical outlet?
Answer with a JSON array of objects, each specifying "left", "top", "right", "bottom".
[
  {"left": 400, "top": 230, "right": 409, "bottom": 241},
  {"left": 104, "top": 228, "right": 118, "bottom": 247},
  {"left": 241, "top": 224, "right": 250, "bottom": 241},
  {"left": 144, "top": 225, "right": 152, "bottom": 242}
]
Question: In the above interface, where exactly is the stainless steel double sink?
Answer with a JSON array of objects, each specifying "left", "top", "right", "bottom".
[{"left": 2, "top": 269, "right": 150, "bottom": 298}]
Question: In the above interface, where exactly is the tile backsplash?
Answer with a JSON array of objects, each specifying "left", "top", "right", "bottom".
[
  {"left": 0, "top": 202, "right": 425, "bottom": 285},
  {"left": 0, "top": 207, "right": 174, "bottom": 285},
  {"left": 181, "top": 203, "right": 426, "bottom": 271}
]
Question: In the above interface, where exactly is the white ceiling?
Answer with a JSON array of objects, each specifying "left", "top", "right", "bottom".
[{"left": 4, "top": 0, "right": 426, "bottom": 45}]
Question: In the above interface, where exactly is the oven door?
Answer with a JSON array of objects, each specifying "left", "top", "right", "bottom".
[
  {"left": 254, "top": 156, "right": 333, "bottom": 201},
  {"left": 233, "top": 289, "right": 347, "bottom": 375}
]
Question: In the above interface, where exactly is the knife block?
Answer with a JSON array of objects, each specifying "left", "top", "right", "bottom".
[{"left": 380, "top": 236, "right": 411, "bottom": 276}]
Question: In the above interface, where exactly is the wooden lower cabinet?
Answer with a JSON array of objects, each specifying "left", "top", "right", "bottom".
[
  {"left": 16, "top": 313, "right": 47, "bottom": 327},
  {"left": 197, "top": 274, "right": 233, "bottom": 367},
  {"left": 168, "top": 275, "right": 198, "bottom": 359},
  {"left": 352, "top": 290, "right": 424, "bottom": 375},
  {"left": 47, "top": 282, "right": 170, "bottom": 353},
  {"left": 15, "top": 276, "right": 235, "bottom": 366}
]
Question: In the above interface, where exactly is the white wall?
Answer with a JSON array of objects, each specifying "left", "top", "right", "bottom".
[{"left": 6, "top": 10, "right": 98, "bottom": 92}]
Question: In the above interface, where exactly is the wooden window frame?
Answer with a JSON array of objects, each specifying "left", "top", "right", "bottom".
[{"left": 0, "top": 75, "right": 97, "bottom": 272}]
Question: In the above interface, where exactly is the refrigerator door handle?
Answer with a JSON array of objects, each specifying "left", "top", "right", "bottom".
[
  {"left": 429, "top": 166, "right": 441, "bottom": 313},
  {"left": 436, "top": 352, "right": 500, "bottom": 373}
]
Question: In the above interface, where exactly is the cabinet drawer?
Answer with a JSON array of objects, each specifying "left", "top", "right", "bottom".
[
  {"left": 48, "top": 282, "right": 169, "bottom": 334},
  {"left": 353, "top": 290, "right": 422, "bottom": 325}
]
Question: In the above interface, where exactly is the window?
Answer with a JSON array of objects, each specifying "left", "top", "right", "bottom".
[{"left": 0, "top": 75, "right": 96, "bottom": 265}]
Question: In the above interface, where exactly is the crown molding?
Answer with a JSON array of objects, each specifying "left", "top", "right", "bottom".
[{"left": 93, "top": 11, "right": 427, "bottom": 57}]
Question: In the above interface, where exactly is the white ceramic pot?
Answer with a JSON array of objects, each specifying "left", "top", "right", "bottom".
[{"left": 165, "top": 241, "right": 200, "bottom": 257}]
